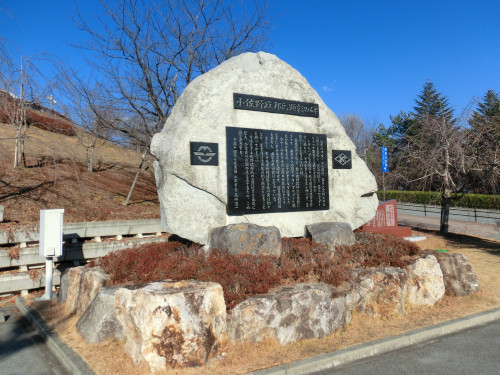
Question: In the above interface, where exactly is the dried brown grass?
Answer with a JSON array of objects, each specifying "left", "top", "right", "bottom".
[
  {"left": 0, "top": 125, "right": 143, "bottom": 167},
  {"left": 30, "top": 229, "right": 500, "bottom": 375},
  {"left": 0, "top": 125, "right": 160, "bottom": 223}
]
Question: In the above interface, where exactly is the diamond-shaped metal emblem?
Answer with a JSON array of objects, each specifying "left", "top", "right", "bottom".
[{"left": 333, "top": 150, "right": 352, "bottom": 169}]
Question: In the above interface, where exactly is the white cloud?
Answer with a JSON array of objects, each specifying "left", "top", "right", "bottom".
[{"left": 323, "top": 86, "right": 333, "bottom": 92}]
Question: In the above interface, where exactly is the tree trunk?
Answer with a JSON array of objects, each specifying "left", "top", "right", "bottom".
[
  {"left": 13, "top": 129, "right": 21, "bottom": 168},
  {"left": 87, "top": 145, "right": 95, "bottom": 172},
  {"left": 124, "top": 145, "right": 149, "bottom": 206},
  {"left": 440, "top": 189, "right": 451, "bottom": 234},
  {"left": 21, "top": 135, "right": 27, "bottom": 168},
  {"left": 440, "top": 137, "right": 452, "bottom": 235}
]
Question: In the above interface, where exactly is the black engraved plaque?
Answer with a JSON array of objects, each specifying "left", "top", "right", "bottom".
[
  {"left": 234, "top": 93, "right": 319, "bottom": 118},
  {"left": 190, "top": 142, "right": 218, "bottom": 166},
  {"left": 226, "top": 127, "right": 329, "bottom": 215},
  {"left": 332, "top": 150, "right": 352, "bottom": 169}
]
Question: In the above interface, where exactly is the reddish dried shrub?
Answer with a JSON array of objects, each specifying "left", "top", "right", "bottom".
[
  {"left": 96, "top": 242, "right": 281, "bottom": 309},
  {"left": 279, "top": 238, "right": 350, "bottom": 286},
  {"left": 199, "top": 249, "right": 282, "bottom": 309},
  {"left": 96, "top": 241, "right": 196, "bottom": 284},
  {"left": 93, "top": 232, "right": 417, "bottom": 310},
  {"left": 337, "top": 232, "right": 420, "bottom": 269}
]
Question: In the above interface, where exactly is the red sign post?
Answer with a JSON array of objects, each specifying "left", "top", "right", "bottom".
[{"left": 359, "top": 199, "right": 412, "bottom": 237}]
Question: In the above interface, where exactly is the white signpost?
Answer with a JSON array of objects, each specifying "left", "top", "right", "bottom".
[{"left": 37, "top": 208, "right": 64, "bottom": 300}]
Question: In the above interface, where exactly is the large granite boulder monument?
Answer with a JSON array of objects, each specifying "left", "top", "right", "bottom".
[{"left": 151, "top": 52, "right": 377, "bottom": 244}]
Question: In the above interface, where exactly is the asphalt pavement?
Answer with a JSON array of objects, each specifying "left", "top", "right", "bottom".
[
  {"left": 0, "top": 305, "right": 69, "bottom": 375},
  {"left": 312, "top": 318, "right": 500, "bottom": 375},
  {"left": 398, "top": 213, "right": 500, "bottom": 241}
]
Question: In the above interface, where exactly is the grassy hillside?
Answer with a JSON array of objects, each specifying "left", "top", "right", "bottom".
[{"left": 0, "top": 124, "right": 160, "bottom": 224}]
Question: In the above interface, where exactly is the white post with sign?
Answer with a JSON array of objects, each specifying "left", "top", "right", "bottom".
[{"left": 37, "top": 209, "right": 64, "bottom": 300}]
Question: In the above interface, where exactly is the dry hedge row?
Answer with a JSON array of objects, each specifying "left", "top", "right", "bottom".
[{"left": 91, "top": 233, "right": 420, "bottom": 310}]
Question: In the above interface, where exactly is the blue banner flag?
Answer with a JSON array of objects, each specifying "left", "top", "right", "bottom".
[{"left": 381, "top": 146, "right": 389, "bottom": 173}]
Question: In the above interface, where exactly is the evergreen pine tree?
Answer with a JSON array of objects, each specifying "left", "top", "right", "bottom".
[
  {"left": 468, "top": 89, "right": 500, "bottom": 194},
  {"left": 471, "top": 89, "right": 500, "bottom": 127},
  {"left": 388, "top": 110, "right": 415, "bottom": 140},
  {"left": 413, "top": 81, "right": 454, "bottom": 122}
]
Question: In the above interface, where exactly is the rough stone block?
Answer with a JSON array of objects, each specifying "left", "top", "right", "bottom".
[
  {"left": 64, "top": 266, "right": 108, "bottom": 315},
  {"left": 350, "top": 267, "right": 407, "bottom": 316},
  {"left": 430, "top": 251, "right": 481, "bottom": 296},
  {"left": 305, "top": 222, "right": 355, "bottom": 252},
  {"left": 76, "top": 286, "right": 124, "bottom": 343},
  {"left": 58, "top": 268, "right": 69, "bottom": 304},
  {"left": 209, "top": 223, "right": 281, "bottom": 256},
  {"left": 114, "top": 280, "right": 226, "bottom": 371},
  {"left": 229, "top": 283, "right": 351, "bottom": 345},
  {"left": 406, "top": 255, "right": 445, "bottom": 306}
]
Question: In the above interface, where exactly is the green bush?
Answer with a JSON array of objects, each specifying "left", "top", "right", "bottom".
[{"left": 377, "top": 190, "right": 500, "bottom": 210}]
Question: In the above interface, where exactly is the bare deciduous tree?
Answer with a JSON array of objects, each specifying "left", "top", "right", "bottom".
[
  {"left": 402, "top": 104, "right": 482, "bottom": 234},
  {"left": 74, "top": 107, "right": 114, "bottom": 173},
  {"left": 338, "top": 113, "right": 374, "bottom": 160},
  {"left": 0, "top": 49, "right": 52, "bottom": 168},
  {"left": 63, "top": 0, "right": 271, "bottom": 203}
]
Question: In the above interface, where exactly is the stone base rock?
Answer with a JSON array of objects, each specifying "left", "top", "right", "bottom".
[
  {"left": 114, "top": 280, "right": 226, "bottom": 372},
  {"left": 64, "top": 266, "right": 108, "bottom": 315},
  {"left": 209, "top": 223, "right": 281, "bottom": 256},
  {"left": 229, "top": 283, "right": 351, "bottom": 345},
  {"left": 76, "top": 286, "right": 124, "bottom": 343},
  {"left": 305, "top": 222, "right": 355, "bottom": 252},
  {"left": 430, "top": 251, "right": 481, "bottom": 296},
  {"left": 58, "top": 269, "right": 69, "bottom": 304},
  {"left": 406, "top": 255, "right": 445, "bottom": 306},
  {"left": 350, "top": 267, "right": 407, "bottom": 316}
]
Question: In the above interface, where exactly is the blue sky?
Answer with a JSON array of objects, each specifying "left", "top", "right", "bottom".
[{"left": 1, "top": 0, "right": 499, "bottom": 127}]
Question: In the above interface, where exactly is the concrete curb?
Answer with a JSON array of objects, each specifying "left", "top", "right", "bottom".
[
  {"left": 15, "top": 297, "right": 96, "bottom": 375},
  {"left": 250, "top": 307, "right": 500, "bottom": 375},
  {"left": 14, "top": 295, "right": 500, "bottom": 375}
]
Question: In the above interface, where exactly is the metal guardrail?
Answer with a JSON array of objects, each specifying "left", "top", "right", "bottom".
[
  {"left": 0, "top": 219, "right": 167, "bottom": 295},
  {"left": 0, "top": 237, "right": 168, "bottom": 295},
  {"left": 0, "top": 218, "right": 163, "bottom": 245},
  {"left": 397, "top": 203, "right": 500, "bottom": 225},
  {"left": 0, "top": 236, "right": 165, "bottom": 269}
]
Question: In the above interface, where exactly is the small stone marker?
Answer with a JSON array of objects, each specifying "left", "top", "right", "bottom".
[
  {"left": 0, "top": 205, "right": 4, "bottom": 222},
  {"left": 359, "top": 199, "right": 411, "bottom": 237}
]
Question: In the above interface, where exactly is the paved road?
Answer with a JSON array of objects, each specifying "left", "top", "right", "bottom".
[
  {"left": 0, "top": 306, "right": 69, "bottom": 375},
  {"left": 312, "top": 319, "right": 500, "bottom": 375},
  {"left": 398, "top": 213, "right": 500, "bottom": 241}
]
